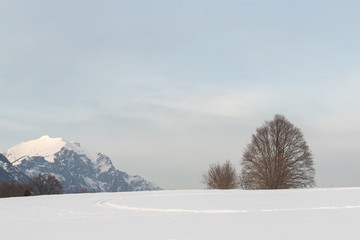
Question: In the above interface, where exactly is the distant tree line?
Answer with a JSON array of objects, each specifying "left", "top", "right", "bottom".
[
  {"left": 203, "top": 114, "right": 315, "bottom": 190},
  {"left": 28, "top": 173, "right": 63, "bottom": 195},
  {"left": 0, "top": 173, "right": 62, "bottom": 198},
  {"left": 0, "top": 173, "right": 89, "bottom": 198},
  {"left": 0, "top": 181, "right": 30, "bottom": 198}
]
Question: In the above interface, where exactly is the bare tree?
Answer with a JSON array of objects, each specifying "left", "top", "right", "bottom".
[
  {"left": 240, "top": 114, "right": 315, "bottom": 189},
  {"left": 203, "top": 160, "right": 239, "bottom": 189},
  {"left": 29, "top": 173, "right": 63, "bottom": 195}
]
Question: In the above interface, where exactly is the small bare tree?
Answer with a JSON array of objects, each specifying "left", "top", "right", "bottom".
[
  {"left": 203, "top": 160, "right": 239, "bottom": 189},
  {"left": 29, "top": 173, "right": 63, "bottom": 195},
  {"left": 240, "top": 114, "right": 315, "bottom": 189}
]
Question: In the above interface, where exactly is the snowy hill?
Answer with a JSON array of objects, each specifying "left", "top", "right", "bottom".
[
  {"left": 3, "top": 135, "right": 161, "bottom": 192},
  {"left": 1, "top": 188, "right": 359, "bottom": 240}
]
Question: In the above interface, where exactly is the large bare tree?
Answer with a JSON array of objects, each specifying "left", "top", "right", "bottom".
[
  {"left": 240, "top": 115, "right": 315, "bottom": 189},
  {"left": 203, "top": 160, "right": 239, "bottom": 189}
]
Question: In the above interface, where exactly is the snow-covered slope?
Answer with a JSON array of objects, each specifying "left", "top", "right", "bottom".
[
  {"left": 3, "top": 136, "right": 161, "bottom": 192},
  {"left": 5, "top": 135, "right": 99, "bottom": 165},
  {"left": 0, "top": 188, "right": 359, "bottom": 240}
]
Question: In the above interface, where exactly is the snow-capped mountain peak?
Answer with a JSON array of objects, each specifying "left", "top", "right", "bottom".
[
  {"left": 2, "top": 135, "right": 161, "bottom": 192},
  {"left": 4, "top": 135, "right": 99, "bottom": 165}
]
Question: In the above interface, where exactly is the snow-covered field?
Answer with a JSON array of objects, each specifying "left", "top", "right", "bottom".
[{"left": 1, "top": 188, "right": 359, "bottom": 240}]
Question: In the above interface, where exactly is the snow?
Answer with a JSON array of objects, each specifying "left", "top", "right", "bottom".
[
  {"left": 0, "top": 161, "right": 8, "bottom": 171},
  {"left": 4, "top": 135, "right": 100, "bottom": 165},
  {"left": 124, "top": 174, "right": 140, "bottom": 184},
  {"left": 1, "top": 188, "right": 359, "bottom": 239},
  {"left": 98, "top": 163, "right": 112, "bottom": 173},
  {"left": 95, "top": 155, "right": 113, "bottom": 173}
]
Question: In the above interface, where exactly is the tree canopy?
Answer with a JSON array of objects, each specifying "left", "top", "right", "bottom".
[
  {"left": 240, "top": 114, "right": 315, "bottom": 189},
  {"left": 203, "top": 160, "right": 239, "bottom": 189}
]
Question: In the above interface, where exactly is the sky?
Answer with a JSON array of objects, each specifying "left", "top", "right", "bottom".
[{"left": 1, "top": 0, "right": 360, "bottom": 189}]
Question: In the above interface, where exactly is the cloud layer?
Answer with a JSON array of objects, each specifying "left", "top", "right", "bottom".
[{"left": 1, "top": 0, "right": 360, "bottom": 189}]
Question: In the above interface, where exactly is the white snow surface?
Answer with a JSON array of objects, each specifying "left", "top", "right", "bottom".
[
  {"left": 4, "top": 135, "right": 99, "bottom": 165},
  {"left": 1, "top": 188, "right": 359, "bottom": 240}
]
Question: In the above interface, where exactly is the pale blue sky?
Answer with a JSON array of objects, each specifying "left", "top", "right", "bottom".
[{"left": 1, "top": 0, "right": 360, "bottom": 189}]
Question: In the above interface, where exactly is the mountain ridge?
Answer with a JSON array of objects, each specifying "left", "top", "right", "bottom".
[
  {"left": 2, "top": 136, "right": 161, "bottom": 193},
  {"left": 0, "top": 153, "right": 30, "bottom": 183}
]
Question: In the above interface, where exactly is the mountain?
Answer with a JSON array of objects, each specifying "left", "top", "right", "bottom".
[
  {"left": 3, "top": 135, "right": 161, "bottom": 193},
  {"left": 0, "top": 153, "right": 29, "bottom": 183}
]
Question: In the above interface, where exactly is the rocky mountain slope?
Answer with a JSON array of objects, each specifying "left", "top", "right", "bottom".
[
  {"left": 3, "top": 136, "right": 161, "bottom": 193},
  {"left": 0, "top": 153, "right": 29, "bottom": 183}
]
